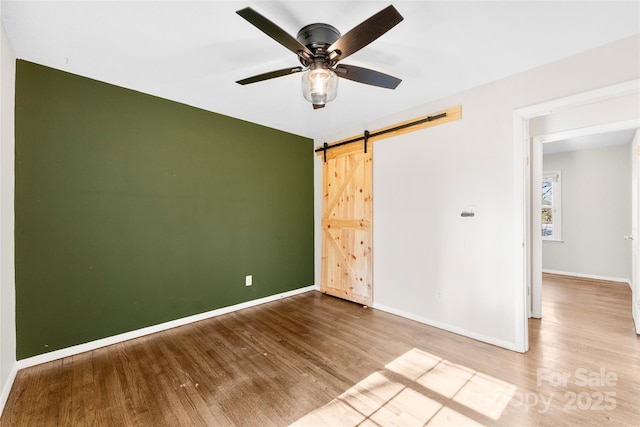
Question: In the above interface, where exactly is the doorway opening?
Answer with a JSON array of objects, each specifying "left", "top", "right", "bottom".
[
  {"left": 513, "top": 79, "right": 640, "bottom": 352},
  {"left": 532, "top": 123, "right": 638, "bottom": 318}
]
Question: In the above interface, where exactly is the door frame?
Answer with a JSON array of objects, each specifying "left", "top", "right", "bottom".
[
  {"left": 513, "top": 79, "right": 640, "bottom": 351},
  {"left": 631, "top": 130, "right": 640, "bottom": 333}
]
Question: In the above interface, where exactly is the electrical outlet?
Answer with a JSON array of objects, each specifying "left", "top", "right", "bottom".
[{"left": 245, "top": 275, "right": 252, "bottom": 286}]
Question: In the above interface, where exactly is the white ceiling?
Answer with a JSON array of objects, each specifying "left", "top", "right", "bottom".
[
  {"left": 543, "top": 128, "right": 637, "bottom": 155},
  {"left": 1, "top": 1, "right": 639, "bottom": 139}
]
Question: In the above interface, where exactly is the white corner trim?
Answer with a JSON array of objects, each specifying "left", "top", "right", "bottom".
[
  {"left": 17, "top": 286, "right": 315, "bottom": 370},
  {"left": 0, "top": 362, "right": 17, "bottom": 418},
  {"left": 542, "top": 269, "right": 630, "bottom": 286},
  {"left": 371, "top": 303, "right": 522, "bottom": 353},
  {"left": 633, "top": 296, "right": 640, "bottom": 334}
]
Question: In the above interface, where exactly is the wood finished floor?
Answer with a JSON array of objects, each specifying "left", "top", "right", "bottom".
[{"left": 1, "top": 274, "right": 638, "bottom": 426}]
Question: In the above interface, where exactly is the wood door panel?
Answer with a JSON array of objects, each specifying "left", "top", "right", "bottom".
[{"left": 321, "top": 144, "right": 372, "bottom": 306}]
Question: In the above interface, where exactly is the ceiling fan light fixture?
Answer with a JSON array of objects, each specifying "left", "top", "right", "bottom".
[
  {"left": 235, "top": 6, "right": 403, "bottom": 109},
  {"left": 301, "top": 67, "right": 338, "bottom": 106}
]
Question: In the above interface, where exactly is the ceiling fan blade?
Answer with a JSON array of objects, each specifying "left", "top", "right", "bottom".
[
  {"left": 313, "top": 103, "right": 326, "bottom": 110},
  {"left": 236, "top": 66, "right": 304, "bottom": 85},
  {"left": 236, "top": 8, "right": 313, "bottom": 59},
  {"left": 328, "top": 5, "right": 403, "bottom": 62},
  {"left": 335, "top": 64, "right": 401, "bottom": 89}
]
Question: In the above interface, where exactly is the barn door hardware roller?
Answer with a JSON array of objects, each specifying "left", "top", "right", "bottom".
[{"left": 364, "top": 130, "right": 370, "bottom": 154}]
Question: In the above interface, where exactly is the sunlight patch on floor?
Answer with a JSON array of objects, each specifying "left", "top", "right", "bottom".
[
  {"left": 416, "top": 359, "right": 475, "bottom": 398},
  {"left": 452, "top": 372, "right": 517, "bottom": 420},
  {"left": 385, "top": 348, "right": 442, "bottom": 381},
  {"left": 291, "top": 348, "right": 517, "bottom": 426}
]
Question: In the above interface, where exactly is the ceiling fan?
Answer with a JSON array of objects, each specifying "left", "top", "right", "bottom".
[{"left": 235, "top": 5, "right": 404, "bottom": 109}]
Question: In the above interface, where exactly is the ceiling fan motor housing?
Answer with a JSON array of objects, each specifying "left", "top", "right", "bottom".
[{"left": 296, "top": 23, "right": 341, "bottom": 64}]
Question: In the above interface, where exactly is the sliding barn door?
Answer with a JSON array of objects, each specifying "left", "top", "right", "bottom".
[
  {"left": 321, "top": 142, "right": 372, "bottom": 306},
  {"left": 318, "top": 106, "right": 461, "bottom": 307}
]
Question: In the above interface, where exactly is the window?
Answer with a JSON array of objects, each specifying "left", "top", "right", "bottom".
[{"left": 541, "top": 171, "right": 562, "bottom": 241}]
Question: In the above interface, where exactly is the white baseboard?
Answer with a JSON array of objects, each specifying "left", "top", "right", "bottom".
[
  {"left": 542, "top": 269, "right": 630, "bottom": 286},
  {"left": 0, "top": 362, "right": 17, "bottom": 418},
  {"left": 17, "top": 286, "right": 315, "bottom": 370},
  {"left": 371, "top": 302, "right": 522, "bottom": 353}
]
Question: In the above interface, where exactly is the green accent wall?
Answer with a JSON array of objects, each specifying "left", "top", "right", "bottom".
[{"left": 14, "top": 60, "right": 314, "bottom": 360}]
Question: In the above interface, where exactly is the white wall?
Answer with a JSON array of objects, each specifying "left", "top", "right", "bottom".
[
  {"left": 542, "top": 145, "right": 631, "bottom": 281},
  {"left": 0, "top": 14, "right": 16, "bottom": 415},
  {"left": 314, "top": 35, "right": 640, "bottom": 351}
]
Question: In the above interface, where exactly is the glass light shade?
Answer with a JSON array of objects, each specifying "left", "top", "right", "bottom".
[{"left": 301, "top": 68, "right": 338, "bottom": 105}]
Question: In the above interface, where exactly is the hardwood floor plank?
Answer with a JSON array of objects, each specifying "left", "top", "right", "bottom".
[
  {"left": 57, "top": 356, "right": 75, "bottom": 426},
  {"left": 1, "top": 274, "right": 638, "bottom": 426}
]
